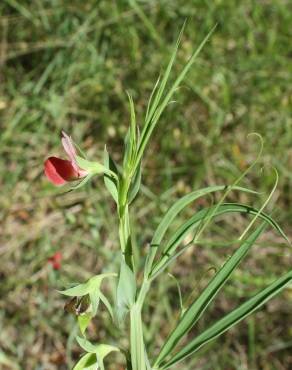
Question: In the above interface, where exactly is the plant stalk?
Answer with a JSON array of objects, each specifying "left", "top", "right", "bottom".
[
  {"left": 118, "top": 161, "right": 150, "bottom": 369},
  {"left": 129, "top": 279, "right": 151, "bottom": 370},
  {"left": 130, "top": 303, "right": 146, "bottom": 370}
]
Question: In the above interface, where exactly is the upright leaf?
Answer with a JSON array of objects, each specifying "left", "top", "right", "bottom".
[
  {"left": 126, "top": 91, "right": 137, "bottom": 167},
  {"left": 104, "top": 146, "right": 119, "bottom": 203},
  {"left": 128, "top": 162, "right": 142, "bottom": 204},
  {"left": 144, "top": 186, "right": 257, "bottom": 277},
  {"left": 135, "top": 25, "right": 216, "bottom": 172},
  {"left": 151, "top": 203, "right": 288, "bottom": 278},
  {"left": 155, "top": 223, "right": 267, "bottom": 365},
  {"left": 116, "top": 259, "right": 137, "bottom": 323},
  {"left": 159, "top": 271, "right": 292, "bottom": 369},
  {"left": 123, "top": 129, "right": 132, "bottom": 171}
]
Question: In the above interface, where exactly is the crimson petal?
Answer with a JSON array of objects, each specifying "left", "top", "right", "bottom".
[{"left": 44, "top": 156, "right": 79, "bottom": 185}]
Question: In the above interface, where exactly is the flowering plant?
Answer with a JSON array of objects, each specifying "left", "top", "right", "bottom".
[{"left": 45, "top": 27, "right": 291, "bottom": 370}]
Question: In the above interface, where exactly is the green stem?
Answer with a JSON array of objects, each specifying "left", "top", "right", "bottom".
[
  {"left": 119, "top": 205, "right": 130, "bottom": 253},
  {"left": 130, "top": 303, "right": 146, "bottom": 370},
  {"left": 129, "top": 279, "right": 151, "bottom": 370},
  {"left": 118, "top": 174, "right": 132, "bottom": 256},
  {"left": 137, "top": 279, "right": 150, "bottom": 307}
]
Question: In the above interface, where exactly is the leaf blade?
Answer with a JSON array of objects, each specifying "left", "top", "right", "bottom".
[
  {"left": 103, "top": 146, "right": 119, "bottom": 203},
  {"left": 144, "top": 186, "right": 258, "bottom": 277},
  {"left": 160, "top": 271, "right": 292, "bottom": 369},
  {"left": 116, "top": 259, "right": 137, "bottom": 323},
  {"left": 155, "top": 223, "right": 267, "bottom": 365},
  {"left": 151, "top": 203, "right": 288, "bottom": 278}
]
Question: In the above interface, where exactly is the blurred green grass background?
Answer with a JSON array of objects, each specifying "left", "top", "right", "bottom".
[{"left": 0, "top": 1, "right": 291, "bottom": 369}]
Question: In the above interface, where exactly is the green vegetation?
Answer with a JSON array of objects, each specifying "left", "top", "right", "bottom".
[{"left": 0, "top": 1, "right": 291, "bottom": 369}]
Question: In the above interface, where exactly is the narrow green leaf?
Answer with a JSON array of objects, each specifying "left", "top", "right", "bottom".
[
  {"left": 145, "top": 75, "right": 161, "bottom": 121},
  {"left": 144, "top": 185, "right": 257, "bottom": 277},
  {"left": 160, "top": 271, "right": 292, "bottom": 369},
  {"left": 155, "top": 223, "right": 267, "bottom": 365},
  {"left": 123, "top": 129, "right": 132, "bottom": 170},
  {"left": 151, "top": 203, "right": 288, "bottom": 278},
  {"left": 143, "top": 22, "right": 185, "bottom": 128},
  {"left": 126, "top": 91, "right": 137, "bottom": 164},
  {"left": 104, "top": 146, "right": 119, "bottom": 203},
  {"left": 135, "top": 25, "right": 216, "bottom": 173},
  {"left": 116, "top": 259, "right": 137, "bottom": 323},
  {"left": 128, "top": 162, "right": 142, "bottom": 204}
]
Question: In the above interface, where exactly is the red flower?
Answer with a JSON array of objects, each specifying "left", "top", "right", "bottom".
[
  {"left": 48, "top": 252, "right": 62, "bottom": 270},
  {"left": 44, "top": 131, "right": 88, "bottom": 186}
]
